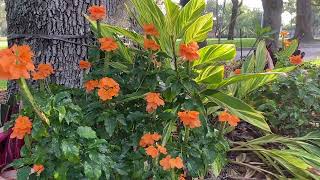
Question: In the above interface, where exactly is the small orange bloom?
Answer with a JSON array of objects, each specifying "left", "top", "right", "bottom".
[
  {"left": 33, "top": 164, "right": 45, "bottom": 175},
  {"left": 97, "top": 77, "right": 120, "bottom": 101},
  {"left": 179, "top": 42, "right": 199, "bottom": 62},
  {"left": 88, "top": 5, "right": 106, "bottom": 21},
  {"left": 145, "top": 145, "right": 159, "bottom": 158},
  {"left": 179, "top": 174, "right": 186, "bottom": 180},
  {"left": 160, "top": 155, "right": 184, "bottom": 171},
  {"left": 10, "top": 116, "right": 32, "bottom": 139},
  {"left": 229, "top": 115, "right": 240, "bottom": 127},
  {"left": 144, "top": 39, "right": 160, "bottom": 51},
  {"left": 79, "top": 60, "right": 92, "bottom": 69},
  {"left": 157, "top": 144, "right": 167, "bottom": 155},
  {"left": 280, "top": 31, "right": 289, "bottom": 37},
  {"left": 218, "top": 111, "right": 240, "bottom": 127},
  {"left": 178, "top": 111, "right": 201, "bottom": 128},
  {"left": 139, "top": 133, "right": 162, "bottom": 147},
  {"left": 84, "top": 80, "right": 99, "bottom": 92},
  {"left": 145, "top": 92, "right": 165, "bottom": 113},
  {"left": 32, "top": 64, "right": 54, "bottom": 80},
  {"left": 234, "top": 69, "right": 241, "bottom": 75},
  {"left": 283, "top": 39, "right": 292, "bottom": 48},
  {"left": 289, "top": 55, "right": 303, "bottom": 65},
  {"left": 143, "top": 24, "right": 159, "bottom": 36},
  {"left": 99, "top": 37, "right": 118, "bottom": 52},
  {"left": 0, "top": 45, "right": 35, "bottom": 80}
]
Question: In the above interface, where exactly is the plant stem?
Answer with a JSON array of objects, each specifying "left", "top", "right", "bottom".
[
  {"left": 18, "top": 78, "right": 50, "bottom": 125},
  {"left": 186, "top": 61, "right": 190, "bottom": 76},
  {"left": 171, "top": 36, "right": 180, "bottom": 79},
  {"left": 184, "top": 127, "right": 190, "bottom": 143},
  {"left": 97, "top": 20, "right": 102, "bottom": 38},
  {"left": 170, "top": 169, "right": 175, "bottom": 179},
  {"left": 218, "top": 122, "right": 227, "bottom": 139}
]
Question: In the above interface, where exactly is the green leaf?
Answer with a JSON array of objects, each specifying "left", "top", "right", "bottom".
[
  {"left": 212, "top": 153, "right": 227, "bottom": 177},
  {"left": 276, "top": 39, "right": 299, "bottom": 58},
  {"left": 193, "top": 44, "right": 236, "bottom": 68},
  {"left": 176, "top": 0, "right": 206, "bottom": 37},
  {"left": 17, "top": 166, "right": 31, "bottom": 180},
  {"left": 184, "top": 13, "right": 213, "bottom": 43},
  {"left": 61, "top": 141, "right": 80, "bottom": 163},
  {"left": 255, "top": 41, "right": 267, "bottom": 72},
  {"left": 195, "top": 66, "right": 224, "bottom": 84},
  {"left": 56, "top": 106, "right": 66, "bottom": 122},
  {"left": 108, "top": 62, "right": 130, "bottom": 73},
  {"left": 84, "top": 161, "right": 102, "bottom": 179},
  {"left": 203, "top": 90, "right": 271, "bottom": 132},
  {"left": 164, "top": 0, "right": 180, "bottom": 34},
  {"left": 77, "top": 126, "right": 97, "bottom": 139},
  {"left": 104, "top": 117, "right": 117, "bottom": 137}
]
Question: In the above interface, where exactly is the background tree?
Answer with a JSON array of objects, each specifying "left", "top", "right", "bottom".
[
  {"left": 261, "top": 0, "right": 283, "bottom": 50},
  {"left": 294, "top": 0, "right": 314, "bottom": 41},
  {"left": 5, "top": 0, "right": 129, "bottom": 93},
  {"left": 227, "top": 0, "right": 243, "bottom": 40}
]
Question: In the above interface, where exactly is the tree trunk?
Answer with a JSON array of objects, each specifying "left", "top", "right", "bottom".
[
  {"left": 5, "top": 0, "right": 129, "bottom": 95},
  {"left": 294, "top": 0, "right": 314, "bottom": 42},
  {"left": 262, "top": 0, "right": 283, "bottom": 51},
  {"left": 227, "top": 0, "right": 241, "bottom": 40}
]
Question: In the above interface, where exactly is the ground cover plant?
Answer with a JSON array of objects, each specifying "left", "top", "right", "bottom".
[{"left": 0, "top": 0, "right": 319, "bottom": 179}]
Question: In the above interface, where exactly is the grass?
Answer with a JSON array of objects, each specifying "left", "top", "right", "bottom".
[
  {"left": 207, "top": 38, "right": 256, "bottom": 48},
  {"left": 0, "top": 81, "right": 7, "bottom": 91}
]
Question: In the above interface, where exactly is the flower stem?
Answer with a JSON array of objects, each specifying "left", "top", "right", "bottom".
[
  {"left": 171, "top": 36, "right": 180, "bottom": 80},
  {"left": 184, "top": 127, "right": 190, "bottom": 143},
  {"left": 218, "top": 122, "right": 227, "bottom": 139},
  {"left": 18, "top": 78, "right": 50, "bottom": 125},
  {"left": 170, "top": 169, "right": 175, "bottom": 179}
]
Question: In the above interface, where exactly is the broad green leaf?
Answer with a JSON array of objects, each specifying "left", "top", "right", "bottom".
[
  {"left": 56, "top": 106, "right": 66, "bottom": 122},
  {"left": 108, "top": 62, "right": 130, "bottom": 74},
  {"left": 77, "top": 126, "right": 97, "bottom": 139},
  {"left": 276, "top": 39, "right": 299, "bottom": 58},
  {"left": 212, "top": 153, "right": 227, "bottom": 177},
  {"left": 203, "top": 90, "right": 271, "bottom": 132},
  {"left": 184, "top": 13, "right": 213, "bottom": 43},
  {"left": 104, "top": 118, "right": 117, "bottom": 137},
  {"left": 84, "top": 161, "right": 102, "bottom": 179},
  {"left": 164, "top": 0, "right": 180, "bottom": 34},
  {"left": 61, "top": 141, "right": 80, "bottom": 163},
  {"left": 193, "top": 44, "right": 236, "bottom": 68},
  {"left": 255, "top": 41, "right": 267, "bottom": 72},
  {"left": 195, "top": 66, "right": 224, "bottom": 84},
  {"left": 208, "top": 72, "right": 287, "bottom": 89},
  {"left": 17, "top": 166, "right": 31, "bottom": 180},
  {"left": 269, "top": 150, "right": 311, "bottom": 170},
  {"left": 176, "top": 0, "right": 206, "bottom": 37}
]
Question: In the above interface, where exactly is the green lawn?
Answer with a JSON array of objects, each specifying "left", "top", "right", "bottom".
[{"left": 207, "top": 38, "right": 256, "bottom": 48}]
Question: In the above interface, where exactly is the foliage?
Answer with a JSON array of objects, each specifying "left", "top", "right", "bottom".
[
  {"left": 249, "top": 62, "right": 320, "bottom": 136},
  {"left": 0, "top": 0, "right": 307, "bottom": 179}
]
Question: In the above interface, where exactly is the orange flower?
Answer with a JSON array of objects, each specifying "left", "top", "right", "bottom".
[
  {"left": 160, "top": 155, "right": 184, "bottom": 171},
  {"left": 145, "top": 145, "right": 159, "bottom": 158},
  {"left": 84, "top": 80, "right": 99, "bottom": 92},
  {"left": 97, "top": 77, "right": 120, "bottom": 101},
  {"left": 179, "top": 42, "right": 199, "bottom": 62},
  {"left": 144, "top": 39, "right": 160, "bottom": 51},
  {"left": 179, "top": 174, "right": 186, "bottom": 180},
  {"left": 218, "top": 111, "right": 240, "bottom": 127},
  {"left": 88, "top": 5, "right": 106, "bottom": 21},
  {"left": 32, "top": 64, "right": 54, "bottom": 80},
  {"left": 157, "top": 144, "right": 167, "bottom": 155},
  {"left": 234, "top": 69, "right": 241, "bottom": 75},
  {"left": 79, "top": 60, "right": 91, "bottom": 69},
  {"left": 10, "top": 116, "right": 32, "bottom": 139},
  {"left": 289, "top": 55, "right": 303, "bottom": 65},
  {"left": 0, "top": 45, "right": 35, "bottom": 80},
  {"left": 143, "top": 24, "right": 159, "bottom": 36},
  {"left": 145, "top": 92, "right": 165, "bottom": 113},
  {"left": 139, "top": 133, "right": 162, "bottom": 147},
  {"left": 33, "top": 164, "right": 44, "bottom": 175},
  {"left": 283, "top": 39, "right": 292, "bottom": 48},
  {"left": 178, "top": 111, "right": 201, "bottom": 128},
  {"left": 280, "top": 30, "right": 289, "bottom": 37},
  {"left": 99, "top": 37, "right": 118, "bottom": 52}
]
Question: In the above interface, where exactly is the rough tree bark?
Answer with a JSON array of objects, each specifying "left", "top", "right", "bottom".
[
  {"left": 262, "top": 0, "right": 283, "bottom": 51},
  {"left": 5, "top": 0, "right": 129, "bottom": 93},
  {"left": 227, "top": 0, "right": 242, "bottom": 40},
  {"left": 294, "top": 0, "right": 314, "bottom": 41}
]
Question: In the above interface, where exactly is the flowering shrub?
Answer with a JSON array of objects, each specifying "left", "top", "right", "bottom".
[{"left": 0, "top": 0, "right": 295, "bottom": 179}]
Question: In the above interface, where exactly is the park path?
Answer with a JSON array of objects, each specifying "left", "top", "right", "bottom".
[{"left": 236, "top": 42, "right": 320, "bottom": 61}]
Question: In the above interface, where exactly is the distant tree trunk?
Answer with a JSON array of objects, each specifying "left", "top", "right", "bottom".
[
  {"left": 5, "top": 0, "right": 129, "bottom": 95},
  {"left": 262, "top": 0, "right": 283, "bottom": 51},
  {"left": 227, "top": 0, "right": 242, "bottom": 40},
  {"left": 180, "top": 0, "right": 207, "bottom": 47},
  {"left": 294, "top": 0, "right": 314, "bottom": 41}
]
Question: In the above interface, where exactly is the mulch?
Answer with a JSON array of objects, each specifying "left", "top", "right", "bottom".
[{"left": 0, "top": 91, "right": 7, "bottom": 104}]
